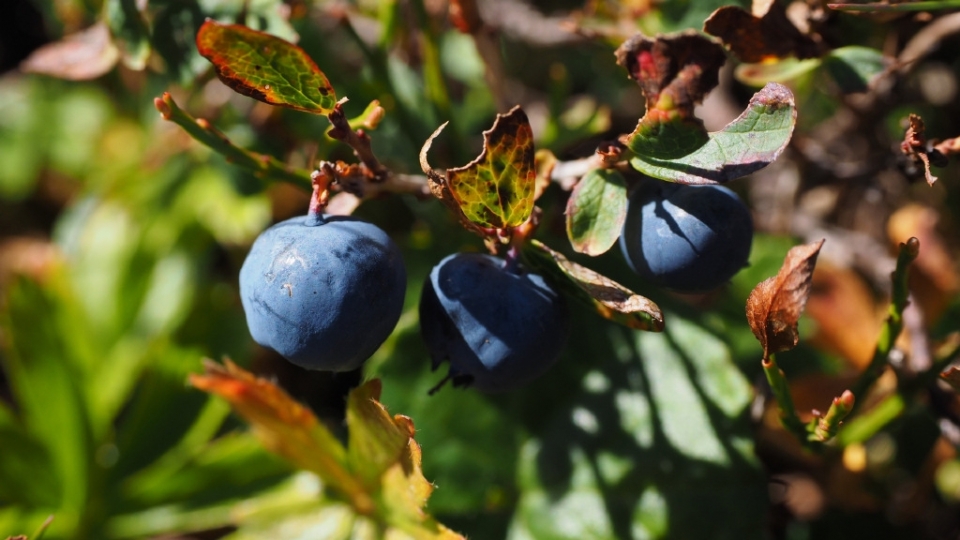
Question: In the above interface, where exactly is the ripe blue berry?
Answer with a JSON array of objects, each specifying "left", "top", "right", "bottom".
[
  {"left": 239, "top": 214, "right": 406, "bottom": 371},
  {"left": 619, "top": 181, "right": 753, "bottom": 292},
  {"left": 419, "top": 253, "right": 569, "bottom": 392}
]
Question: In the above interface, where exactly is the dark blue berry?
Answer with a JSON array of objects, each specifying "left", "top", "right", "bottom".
[{"left": 239, "top": 214, "right": 406, "bottom": 371}]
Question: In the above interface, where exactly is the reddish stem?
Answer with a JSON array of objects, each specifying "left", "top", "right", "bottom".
[{"left": 308, "top": 166, "right": 334, "bottom": 226}]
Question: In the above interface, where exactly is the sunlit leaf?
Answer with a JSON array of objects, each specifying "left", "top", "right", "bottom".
[
  {"left": 511, "top": 315, "right": 764, "bottom": 539},
  {"left": 345, "top": 380, "right": 412, "bottom": 489},
  {"left": 190, "top": 361, "right": 465, "bottom": 538},
  {"left": 629, "top": 82, "right": 797, "bottom": 184},
  {"left": 524, "top": 240, "right": 664, "bottom": 331},
  {"left": 420, "top": 106, "right": 536, "bottom": 229},
  {"left": 189, "top": 359, "right": 369, "bottom": 510},
  {"left": 734, "top": 57, "right": 822, "bottom": 87},
  {"left": 746, "top": 239, "right": 825, "bottom": 359},
  {"left": 566, "top": 169, "right": 627, "bottom": 256},
  {"left": 195, "top": 19, "right": 337, "bottom": 114}
]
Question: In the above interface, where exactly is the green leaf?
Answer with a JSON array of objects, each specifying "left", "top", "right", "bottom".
[
  {"left": 615, "top": 32, "right": 727, "bottom": 160},
  {"left": 822, "top": 46, "right": 888, "bottom": 94},
  {"left": 223, "top": 474, "right": 359, "bottom": 540},
  {"left": 524, "top": 240, "right": 664, "bottom": 332},
  {"left": 345, "top": 380, "right": 411, "bottom": 489},
  {"left": 629, "top": 82, "right": 796, "bottom": 185},
  {"left": 104, "top": 0, "right": 151, "bottom": 70},
  {"left": 0, "top": 410, "right": 60, "bottom": 508},
  {"left": 511, "top": 316, "right": 765, "bottom": 540},
  {"left": 437, "top": 106, "right": 537, "bottom": 229},
  {"left": 1, "top": 275, "right": 93, "bottom": 519},
  {"left": 107, "top": 433, "right": 294, "bottom": 537},
  {"left": 626, "top": 111, "right": 710, "bottom": 160},
  {"left": 195, "top": 19, "right": 337, "bottom": 114},
  {"left": 734, "top": 57, "right": 822, "bottom": 87},
  {"left": 566, "top": 169, "right": 628, "bottom": 256}
]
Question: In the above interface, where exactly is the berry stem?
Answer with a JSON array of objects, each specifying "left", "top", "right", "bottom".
[{"left": 308, "top": 166, "right": 335, "bottom": 226}]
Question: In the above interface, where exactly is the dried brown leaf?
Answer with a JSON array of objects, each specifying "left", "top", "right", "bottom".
[
  {"left": 746, "top": 239, "right": 825, "bottom": 358},
  {"left": 614, "top": 31, "right": 726, "bottom": 117},
  {"left": 704, "top": 2, "right": 821, "bottom": 63},
  {"left": 20, "top": 22, "right": 119, "bottom": 80},
  {"left": 901, "top": 114, "right": 940, "bottom": 186}
]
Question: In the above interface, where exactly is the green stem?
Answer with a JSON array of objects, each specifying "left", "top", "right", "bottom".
[
  {"left": 849, "top": 238, "right": 919, "bottom": 413},
  {"left": 811, "top": 390, "right": 855, "bottom": 442},
  {"left": 338, "top": 14, "right": 431, "bottom": 144},
  {"left": 32, "top": 515, "right": 55, "bottom": 540},
  {"left": 763, "top": 353, "right": 808, "bottom": 443},
  {"left": 829, "top": 0, "right": 960, "bottom": 12},
  {"left": 154, "top": 93, "right": 312, "bottom": 188},
  {"left": 409, "top": 0, "right": 451, "bottom": 117},
  {"left": 837, "top": 394, "right": 906, "bottom": 446}
]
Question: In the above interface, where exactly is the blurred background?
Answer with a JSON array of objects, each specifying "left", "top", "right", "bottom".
[{"left": 3, "top": 0, "right": 960, "bottom": 538}]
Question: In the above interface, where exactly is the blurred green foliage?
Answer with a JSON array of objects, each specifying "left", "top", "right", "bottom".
[{"left": 4, "top": 0, "right": 960, "bottom": 539}]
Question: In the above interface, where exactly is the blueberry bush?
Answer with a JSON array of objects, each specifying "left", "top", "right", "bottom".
[{"left": 4, "top": 0, "right": 960, "bottom": 539}]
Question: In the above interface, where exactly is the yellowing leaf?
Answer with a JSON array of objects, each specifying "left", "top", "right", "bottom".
[
  {"left": 190, "top": 360, "right": 464, "bottom": 538},
  {"left": 196, "top": 20, "right": 337, "bottom": 114},
  {"left": 420, "top": 106, "right": 536, "bottom": 229}
]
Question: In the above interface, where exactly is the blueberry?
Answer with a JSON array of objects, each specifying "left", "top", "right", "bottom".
[
  {"left": 239, "top": 214, "right": 406, "bottom": 371},
  {"left": 619, "top": 181, "right": 753, "bottom": 292},
  {"left": 419, "top": 253, "right": 569, "bottom": 392}
]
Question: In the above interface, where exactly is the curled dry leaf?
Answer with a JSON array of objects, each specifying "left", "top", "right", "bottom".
[
  {"left": 704, "top": 1, "right": 821, "bottom": 63},
  {"left": 746, "top": 239, "right": 826, "bottom": 359},
  {"left": 525, "top": 240, "right": 664, "bottom": 331},
  {"left": 900, "top": 114, "right": 946, "bottom": 186},
  {"left": 20, "top": 22, "right": 120, "bottom": 80},
  {"left": 615, "top": 31, "right": 726, "bottom": 115},
  {"left": 615, "top": 31, "right": 727, "bottom": 159}
]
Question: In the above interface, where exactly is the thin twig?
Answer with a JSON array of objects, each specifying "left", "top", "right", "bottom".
[
  {"left": 154, "top": 92, "right": 312, "bottom": 187},
  {"left": 155, "top": 94, "right": 430, "bottom": 204},
  {"left": 326, "top": 102, "right": 391, "bottom": 182}
]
